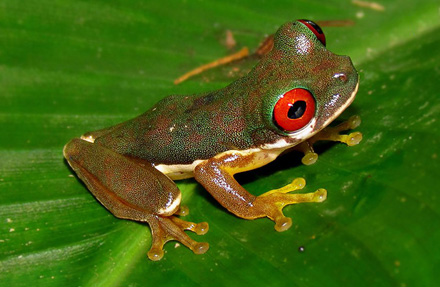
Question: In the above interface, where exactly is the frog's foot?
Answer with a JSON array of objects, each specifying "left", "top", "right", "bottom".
[
  {"left": 252, "top": 178, "right": 327, "bottom": 232},
  {"left": 147, "top": 215, "right": 209, "bottom": 261},
  {"left": 293, "top": 141, "right": 319, "bottom": 166},
  {"left": 175, "top": 205, "right": 189, "bottom": 217},
  {"left": 313, "top": 115, "right": 362, "bottom": 146},
  {"left": 294, "top": 115, "right": 362, "bottom": 166}
]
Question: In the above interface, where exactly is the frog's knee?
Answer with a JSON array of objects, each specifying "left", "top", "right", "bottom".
[{"left": 157, "top": 192, "right": 182, "bottom": 216}]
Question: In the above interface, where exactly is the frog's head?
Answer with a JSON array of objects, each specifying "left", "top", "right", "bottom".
[{"left": 245, "top": 20, "right": 359, "bottom": 147}]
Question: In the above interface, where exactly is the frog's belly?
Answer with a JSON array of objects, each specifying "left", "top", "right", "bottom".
[
  {"left": 154, "top": 145, "right": 288, "bottom": 181},
  {"left": 154, "top": 159, "right": 205, "bottom": 180}
]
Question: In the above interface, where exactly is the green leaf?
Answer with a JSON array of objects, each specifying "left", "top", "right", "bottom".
[{"left": 1, "top": 0, "right": 439, "bottom": 286}]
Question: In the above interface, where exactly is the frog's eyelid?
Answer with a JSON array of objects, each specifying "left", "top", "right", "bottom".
[{"left": 297, "top": 19, "right": 326, "bottom": 46}]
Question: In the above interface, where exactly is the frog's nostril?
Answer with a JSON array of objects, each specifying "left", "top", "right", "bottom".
[{"left": 333, "top": 72, "right": 348, "bottom": 83}]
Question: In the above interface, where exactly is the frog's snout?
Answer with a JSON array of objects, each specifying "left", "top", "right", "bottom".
[
  {"left": 333, "top": 56, "right": 358, "bottom": 89},
  {"left": 333, "top": 72, "right": 348, "bottom": 83}
]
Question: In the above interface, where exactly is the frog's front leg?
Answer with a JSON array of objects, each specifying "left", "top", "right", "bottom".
[
  {"left": 295, "top": 115, "right": 363, "bottom": 166},
  {"left": 194, "top": 152, "right": 327, "bottom": 232},
  {"left": 63, "top": 138, "right": 209, "bottom": 261}
]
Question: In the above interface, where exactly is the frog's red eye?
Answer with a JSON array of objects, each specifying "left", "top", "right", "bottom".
[
  {"left": 298, "top": 19, "right": 326, "bottom": 46},
  {"left": 273, "top": 88, "right": 316, "bottom": 132}
]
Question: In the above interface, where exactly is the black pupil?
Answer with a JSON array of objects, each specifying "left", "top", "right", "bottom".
[{"left": 288, "top": 101, "right": 306, "bottom": 119}]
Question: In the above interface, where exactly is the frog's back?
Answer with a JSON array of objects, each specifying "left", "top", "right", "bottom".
[{"left": 93, "top": 87, "right": 258, "bottom": 164}]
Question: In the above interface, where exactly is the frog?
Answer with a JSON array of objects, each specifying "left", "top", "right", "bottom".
[{"left": 63, "top": 19, "right": 362, "bottom": 261}]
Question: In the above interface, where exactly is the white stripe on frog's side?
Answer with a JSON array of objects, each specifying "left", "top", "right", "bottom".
[
  {"left": 155, "top": 148, "right": 283, "bottom": 181},
  {"left": 154, "top": 118, "right": 321, "bottom": 180},
  {"left": 154, "top": 127, "right": 314, "bottom": 181},
  {"left": 155, "top": 159, "right": 206, "bottom": 180}
]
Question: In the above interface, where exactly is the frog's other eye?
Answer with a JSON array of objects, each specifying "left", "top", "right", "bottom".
[
  {"left": 273, "top": 88, "right": 316, "bottom": 132},
  {"left": 298, "top": 19, "right": 326, "bottom": 46}
]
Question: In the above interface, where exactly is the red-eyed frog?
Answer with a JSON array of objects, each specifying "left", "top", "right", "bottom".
[{"left": 64, "top": 20, "right": 362, "bottom": 261}]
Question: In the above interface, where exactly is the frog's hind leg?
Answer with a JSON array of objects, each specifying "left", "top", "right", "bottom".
[
  {"left": 294, "top": 115, "right": 363, "bottom": 166},
  {"left": 63, "top": 138, "right": 209, "bottom": 261}
]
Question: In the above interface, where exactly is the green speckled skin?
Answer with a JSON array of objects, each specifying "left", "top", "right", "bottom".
[{"left": 89, "top": 21, "right": 358, "bottom": 164}]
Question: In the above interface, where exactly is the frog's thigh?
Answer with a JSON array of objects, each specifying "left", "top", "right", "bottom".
[{"left": 63, "top": 138, "right": 181, "bottom": 220}]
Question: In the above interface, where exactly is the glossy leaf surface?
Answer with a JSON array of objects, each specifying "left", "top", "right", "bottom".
[{"left": 1, "top": 0, "right": 439, "bottom": 286}]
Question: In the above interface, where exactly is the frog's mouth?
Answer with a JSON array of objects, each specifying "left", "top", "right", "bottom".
[{"left": 321, "top": 79, "right": 359, "bottom": 129}]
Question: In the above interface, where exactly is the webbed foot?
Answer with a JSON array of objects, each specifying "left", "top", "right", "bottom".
[
  {"left": 252, "top": 178, "right": 327, "bottom": 232},
  {"left": 147, "top": 215, "right": 209, "bottom": 261}
]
